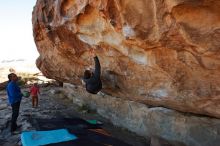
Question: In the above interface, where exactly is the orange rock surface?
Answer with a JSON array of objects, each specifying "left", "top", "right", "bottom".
[{"left": 32, "top": 0, "right": 220, "bottom": 118}]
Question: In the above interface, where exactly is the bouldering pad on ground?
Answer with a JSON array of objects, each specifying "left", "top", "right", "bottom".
[{"left": 21, "top": 129, "right": 77, "bottom": 146}]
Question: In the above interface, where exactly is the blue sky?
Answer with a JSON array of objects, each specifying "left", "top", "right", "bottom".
[{"left": 0, "top": 0, "right": 39, "bottom": 61}]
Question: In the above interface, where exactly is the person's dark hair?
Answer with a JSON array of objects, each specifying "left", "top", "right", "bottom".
[
  {"left": 8, "top": 73, "right": 15, "bottom": 82},
  {"left": 34, "top": 83, "right": 38, "bottom": 87},
  {"left": 84, "top": 70, "right": 91, "bottom": 79}
]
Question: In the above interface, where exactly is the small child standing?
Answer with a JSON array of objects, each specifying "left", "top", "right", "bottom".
[{"left": 30, "top": 83, "right": 40, "bottom": 108}]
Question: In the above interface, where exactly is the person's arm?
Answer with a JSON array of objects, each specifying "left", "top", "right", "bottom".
[
  {"left": 15, "top": 84, "right": 23, "bottom": 98},
  {"left": 30, "top": 87, "right": 33, "bottom": 93},
  {"left": 94, "top": 56, "right": 101, "bottom": 78},
  {"left": 38, "top": 88, "right": 40, "bottom": 95}
]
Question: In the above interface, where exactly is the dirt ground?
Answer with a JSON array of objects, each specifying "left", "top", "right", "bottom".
[{"left": 0, "top": 86, "right": 148, "bottom": 146}]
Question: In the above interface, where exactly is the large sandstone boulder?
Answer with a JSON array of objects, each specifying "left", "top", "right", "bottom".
[{"left": 32, "top": 0, "right": 220, "bottom": 118}]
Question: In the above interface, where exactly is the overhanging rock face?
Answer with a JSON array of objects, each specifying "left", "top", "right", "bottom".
[{"left": 32, "top": 0, "right": 220, "bottom": 118}]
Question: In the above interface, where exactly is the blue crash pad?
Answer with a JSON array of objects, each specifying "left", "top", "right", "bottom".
[{"left": 21, "top": 129, "right": 77, "bottom": 146}]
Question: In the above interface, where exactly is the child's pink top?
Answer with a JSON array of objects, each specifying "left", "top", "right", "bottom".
[{"left": 30, "top": 86, "right": 40, "bottom": 96}]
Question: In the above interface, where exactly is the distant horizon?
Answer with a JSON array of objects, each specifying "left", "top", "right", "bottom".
[
  {"left": 0, "top": 0, "right": 39, "bottom": 61},
  {"left": 0, "top": 58, "right": 38, "bottom": 63}
]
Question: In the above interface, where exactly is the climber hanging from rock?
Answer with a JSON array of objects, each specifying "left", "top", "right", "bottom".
[{"left": 82, "top": 48, "right": 102, "bottom": 94}]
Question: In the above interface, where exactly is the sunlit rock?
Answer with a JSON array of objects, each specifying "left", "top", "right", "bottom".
[{"left": 32, "top": 0, "right": 220, "bottom": 118}]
